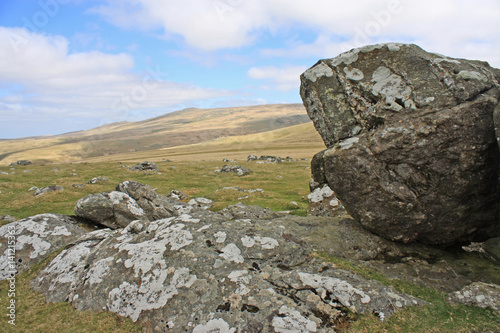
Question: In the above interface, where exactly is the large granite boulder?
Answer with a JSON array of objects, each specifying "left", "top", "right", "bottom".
[
  {"left": 301, "top": 43, "right": 500, "bottom": 245},
  {"left": 31, "top": 210, "right": 425, "bottom": 332}
]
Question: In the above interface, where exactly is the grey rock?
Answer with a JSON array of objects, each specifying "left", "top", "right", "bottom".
[
  {"left": 87, "top": 176, "right": 109, "bottom": 184},
  {"left": 448, "top": 282, "right": 500, "bottom": 311},
  {"left": 307, "top": 184, "right": 346, "bottom": 217},
  {"left": 188, "top": 197, "right": 215, "bottom": 210},
  {"left": 72, "top": 184, "right": 85, "bottom": 188},
  {"left": 0, "top": 214, "right": 87, "bottom": 280},
  {"left": 31, "top": 211, "right": 425, "bottom": 332},
  {"left": 129, "top": 161, "right": 159, "bottom": 172},
  {"left": 74, "top": 191, "right": 146, "bottom": 229},
  {"left": 33, "top": 185, "right": 64, "bottom": 197},
  {"left": 116, "top": 180, "right": 191, "bottom": 221},
  {"left": 215, "top": 165, "right": 253, "bottom": 176},
  {"left": 28, "top": 186, "right": 38, "bottom": 191},
  {"left": 219, "top": 202, "right": 280, "bottom": 220},
  {"left": 301, "top": 43, "right": 500, "bottom": 245},
  {"left": 484, "top": 237, "right": 500, "bottom": 261},
  {"left": 247, "top": 155, "right": 297, "bottom": 163},
  {"left": 9, "top": 160, "right": 31, "bottom": 167},
  {"left": 0, "top": 215, "right": 17, "bottom": 223},
  {"left": 166, "top": 189, "right": 189, "bottom": 201}
]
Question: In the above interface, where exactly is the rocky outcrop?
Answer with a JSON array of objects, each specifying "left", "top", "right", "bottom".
[
  {"left": 301, "top": 43, "right": 500, "bottom": 245},
  {"left": 31, "top": 208, "right": 425, "bottom": 332},
  {"left": 0, "top": 214, "right": 87, "bottom": 280},
  {"left": 215, "top": 165, "right": 253, "bottom": 176},
  {"left": 129, "top": 161, "right": 159, "bottom": 172}
]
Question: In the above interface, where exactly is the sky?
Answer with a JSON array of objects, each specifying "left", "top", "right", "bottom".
[{"left": 1, "top": 0, "right": 500, "bottom": 139}]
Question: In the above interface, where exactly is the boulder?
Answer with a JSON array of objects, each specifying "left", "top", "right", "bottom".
[
  {"left": 116, "top": 180, "right": 192, "bottom": 220},
  {"left": 0, "top": 214, "right": 87, "bottom": 280},
  {"left": 31, "top": 210, "right": 425, "bottom": 332},
  {"left": 33, "top": 185, "right": 64, "bottom": 197},
  {"left": 301, "top": 43, "right": 500, "bottom": 245},
  {"left": 87, "top": 176, "right": 109, "bottom": 184},
  {"left": 74, "top": 191, "right": 146, "bottom": 229},
  {"left": 219, "top": 202, "right": 281, "bottom": 220},
  {"left": 129, "top": 161, "right": 159, "bottom": 172},
  {"left": 215, "top": 165, "right": 253, "bottom": 176}
]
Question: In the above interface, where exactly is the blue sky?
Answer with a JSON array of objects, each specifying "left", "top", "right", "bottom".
[{"left": 1, "top": 0, "right": 500, "bottom": 139}]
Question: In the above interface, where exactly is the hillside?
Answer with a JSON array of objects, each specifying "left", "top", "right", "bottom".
[{"left": 0, "top": 104, "right": 315, "bottom": 165}]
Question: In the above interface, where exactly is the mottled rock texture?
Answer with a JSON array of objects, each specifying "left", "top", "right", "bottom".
[
  {"left": 301, "top": 43, "right": 500, "bottom": 245},
  {"left": 31, "top": 209, "right": 425, "bottom": 332},
  {"left": 0, "top": 214, "right": 87, "bottom": 280}
]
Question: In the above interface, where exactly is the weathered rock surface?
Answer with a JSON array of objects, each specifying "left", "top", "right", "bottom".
[
  {"left": 448, "top": 282, "right": 500, "bottom": 311},
  {"left": 33, "top": 185, "right": 64, "bottom": 197},
  {"left": 0, "top": 214, "right": 87, "bottom": 280},
  {"left": 301, "top": 43, "right": 500, "bottom": 245},
  {"left": 215, "top": 165, "right": 253, "bottom": 176},
  {"left": 307, "top": 184, "right": 346, "bottom": 217},
  {"left": 74, "top": 191, "right": 146, "bottom": 229},
  {"left": 219, "top": 202, "right": 281, "bottom": 220},
  {"left": 31, "top": 210, "right": 425, "bottom": 332}
]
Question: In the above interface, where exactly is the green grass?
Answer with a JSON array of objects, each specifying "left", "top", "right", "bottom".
[
  {"left": 0, "top": 160, "right": 312, "bottom": 220},
  {"left": 1, "top": 160, "right": 499, "bottom": 333},
  {"left": 318, "top": 253, "right": 500, "bottom": 333}
]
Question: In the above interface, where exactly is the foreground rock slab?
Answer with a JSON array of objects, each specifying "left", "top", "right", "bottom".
[
  {"left": 301, "top": 43, "right": 500, "bottom": 245},
  {"left": 32, "top": 211, "right": 425, "bottom": 332},
  {"left": 0, "top": 214, "right": 87, "bottom": 280}
]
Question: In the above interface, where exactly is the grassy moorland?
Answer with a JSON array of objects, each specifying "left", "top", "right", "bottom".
[
  {"left": 0, "top": 126, "right": 499, "bottom": 332},
  {"left": 0, "top": 104, "right": 311, "bottom": 165}
]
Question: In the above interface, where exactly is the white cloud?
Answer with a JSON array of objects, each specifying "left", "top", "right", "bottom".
[
  {"left": 0, "top": 27, "right": 232, "bottom": 137},
  {"left": 91, "top": 0, "right": 500, "bottom": 66},
  {"left": 247, "top": 65, "right": 307, "bottom": 91}
]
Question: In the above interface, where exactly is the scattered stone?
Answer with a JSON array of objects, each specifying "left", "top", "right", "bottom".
[
  {"left": 307, "top": 184, "right": 346, "bottom": 217},
  {"left": 222, "top": 158, "right": 237, "bottom": 162},
  {"left": 166, "top": 190, "right": 189, "bottom": 201},
  {"left": 23, "top": 170, "right": 31, "bottom": 173},
  {"left": 0, "top": 214, "right": 87, "bottom": 280},
  {"left": 188, "top": 197, "right": 215, "bottom": 210},
  {"left": 448, "top": 282, "right": 500, "bottom": 311},
  {"left": 484, "top": 237, "right": 500, "bottom": 261},
  {"left": 217, "top": 187, "right": 264, "bottom": 194},
  {"left": 215, "top": 165, "right": 253, "bottom": 176},
  {"left": 287, "top": 201, "right": 300, "bottom": 210},
  {"left": 0, "top": 215, "right": 17, "bottom": 222},
  {"left": 33, "top": 185, "right": 64, "bottom": 197},
  {"left": 0, "top": 171, "right": 8, "bottom": 175},
  {"left": 50, "top": 168, "right": 59, "bottom": 172},
  {"left": 28, "top": 186, "right": 38, "bottom": 192},
  {"left": 72, "top": 184, "right": 85, "bottom": 188},
  {"left": 301, "top": 43, "right": 500, "bottom": 245},
  {"left": 9, "top": 160, "right": 31, "bottom": 167},
  {"left": 247, "top": 155, "right": 296, "bottom": 163},
  {"left": 87, "top": 176, "right": 109, "bottom": 184},
  {"left": 129, "top": 161, "right": 159, "bottom": 172}
]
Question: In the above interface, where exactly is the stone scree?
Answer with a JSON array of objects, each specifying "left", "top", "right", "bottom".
[{"left": 301, "top": 43, "right": 500, "bottom": 245}]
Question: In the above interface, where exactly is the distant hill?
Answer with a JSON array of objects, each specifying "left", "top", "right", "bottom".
[{"left": 0, "top": 104, "right": 319, "bottom": 165}]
